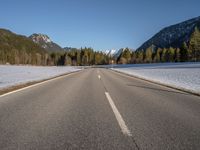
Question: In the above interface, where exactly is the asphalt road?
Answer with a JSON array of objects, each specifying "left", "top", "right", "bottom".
[{"left": 0, "top": 68, "right": 200, "bottom": 150}]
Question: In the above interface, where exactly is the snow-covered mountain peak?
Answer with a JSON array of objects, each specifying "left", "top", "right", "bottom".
[
  {"left": 105, "top": 49, "right": 117, "bottom": 56},
  {"left": 29, "top": 33, "right": 63, "bottom": 52},
  {"left": 30, "top": 33, "right": 52, "bottom": 44}
]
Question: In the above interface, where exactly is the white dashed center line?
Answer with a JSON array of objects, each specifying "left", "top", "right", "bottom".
[
  {"left": 105, "top": 92, "right": 132, "bottom": 136},
  {"left": 98, "top": 75, "right": 101, "bottom": 80}
]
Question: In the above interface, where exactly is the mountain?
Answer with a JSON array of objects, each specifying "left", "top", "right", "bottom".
[
  {"left": 105, "top": 49, "right": 117, "bottom": 56},
  {"left": 0, "top": 29, "right": 46, "bottom": 54},
  {"left": 113, "top": 48, "right": 125, "bottom": 59},
  {"left": 63, "top": 47, "right": 79, "bottom": 51},
  {"left": 63, "top": 47, "right": 73, "bottom": 51},
  {"left": 105, "top": 48, "right": 134, "bottom": 60},
  {"left": 137, "top": 16, "right": 200, "bottom": 51},
  {"left": 0, "top": 28, "right": 48, "bottom": 64},
  {"left": 29, "top": 34, "right": 63, "bottom": 52},
  {"left": 113, "top": 48, "right": 134, "bottom": 59}
]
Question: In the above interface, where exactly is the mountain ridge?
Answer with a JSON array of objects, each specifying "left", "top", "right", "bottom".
[
  {"left": 0, "top": 28, "right": 46, "bottom": 54},
  {"left": 29, "top": 33, "right": 64, "bottom": 52},
  {"left": 0, "top": 28, "right": 48, "bottom": 65},
  {"left": 137, "top": 16, "right": 200, "bottom": 51}
]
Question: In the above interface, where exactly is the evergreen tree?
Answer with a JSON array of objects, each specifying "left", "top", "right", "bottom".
[
  {"left": 161, "top": 48, "right": 167, "bottom": 62},
  {"left": 120, "top": 48, "right": 131, "bottom": 64},
  {"left": 65, "top": 54, "right": 72, "bottom": 65},
  {"left": 167, "top": 47, "right": 175, "bottom": 62},
  {"left": 50, "top": 52, "right": 56, "bottom": 65},
  {"left": 76, "top": 51, "right": 81, "bottom": 66},
  {"left": 155, "top": 48, "right": 162, "bottom": 62},
  {"left": 144, "top": 46, "right": 153, "bottom": 63},
  {"left": 131, "top": 51, "right": 137, "bottom": 63},
  {"left": 189, "top": 26, "right": 200, "bottom": 61},
  {"left": 136, "top": 51, "right": 144, "bottom": 63},
  {"left": 180, "top": 42, "right": 189, "bottom": 62},
  {"left": 174, "top": 48, "right": 180, "bottom": 62}
]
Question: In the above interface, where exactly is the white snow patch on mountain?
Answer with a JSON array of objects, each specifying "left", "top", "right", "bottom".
[{"left": 105, "top": 49, "right": 117, "bottom": 56}]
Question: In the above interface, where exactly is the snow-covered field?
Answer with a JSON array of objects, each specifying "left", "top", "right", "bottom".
[
  {"left": 111, "top": 63, "right": 200, "bottom": 95},
  {"left": 0, "top": 65, "right": 81, "bottom": 90}
]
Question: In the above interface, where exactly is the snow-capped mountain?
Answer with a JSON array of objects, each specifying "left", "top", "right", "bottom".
[
  {"left": 113, "top": 48, "right": 125, "bottom": 59},
  {"left": 0, "top": 28, "right": 46, "bottom": 57},
  {"left": 29, "top": 34, "right": 63, "bottom": 52},
  {"left": 105, "top": 49, "right": 117, "bottom": 56},
  {"left": 137, "top": 16, "right": 200, "bottom": 50},
  {"left": 63, "top": 47, "right": 73, "bottom": 51},
  {"left": 105, "top": 48, "right": 134, "bottom": 59}
]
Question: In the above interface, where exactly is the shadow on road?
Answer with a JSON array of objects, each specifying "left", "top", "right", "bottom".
[{"left": 127, "top": 84, "right": 190, "bottom": 96}]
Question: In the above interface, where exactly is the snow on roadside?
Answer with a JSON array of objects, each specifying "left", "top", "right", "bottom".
[
  {"left": 0, "top": 65, "right": 81, "bottom": 90},
  {"left": 111, "top": 63, "right": 200, "bottom": 95}
]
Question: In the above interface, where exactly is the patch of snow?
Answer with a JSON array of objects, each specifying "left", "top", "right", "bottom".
[
  {"left": 113, "top": 48, "right": 125, "bottom": 58},
  {"left": 0, "top": 65, "right": 81, "bottom": 90},
  {"left": 38, "top": 34, "right": 52, "bottom": 43},
  {"left": 31, "top": 34, "right": 52, "bottom": 44},
  {"left": 105, "top": 50, "right": 110, "bottom": 55},
  {"left": 111, "top": 63, "right": 200, "bottom": 94},
  {"left": 42, "top": 45, "right": 47, "bottom": 48},
  {"left": 110, "top": 49, "right": 117, "bottom": 55},
  {"left": 44, "top": 37, "right": 51, "bottom": 43},
  {"left": 105, "top": 49, "right": 117, "bottom": 56}
]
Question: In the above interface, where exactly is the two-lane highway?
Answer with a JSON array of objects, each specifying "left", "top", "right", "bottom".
[{"left": 0, "top": 68, "right": 200, "bottom": 150}]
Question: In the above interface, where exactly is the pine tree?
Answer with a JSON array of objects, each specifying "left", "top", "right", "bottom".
[
  {"left": 180, "top": 42, "right": 189, "bottom": 62},
  {"left": 131, "top": 52, "right": 137, "bottom": 63},
  {"left": 168, "top": 47, "right": 175, "bottom": 62},
  {"left": 174, "top": 48, "right": 180, "bottom": 62},
  {"left": 189, "top": 26, "right": 200, "bottom": 61},
  {"left": 67, "top": 54, "right": 72, "bottom": 65},
  {"left": 136, "top": 51, "right": 144, "bottom": 63},
  {"left": 161, "top": 48, "right": 167, "bottom": 62},
  {"left": 144, "top": 46, "right": 153, "bottom": 63},
  {"left": 121, "top": 48, "right": 131, "bottom": 64},
  {"left": 155, "top": 48, "right": 162, "bottom": 62},
  {"left": 76, "top": 51, "right": 81, "bottom": 66}
]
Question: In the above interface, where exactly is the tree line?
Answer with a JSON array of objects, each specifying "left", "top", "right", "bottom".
[
  {"left": 0, "top": 47, "right": 110, "bottom": 66},
  {"left": 51, "top": 47, "right": 110, "bottom": 66}
]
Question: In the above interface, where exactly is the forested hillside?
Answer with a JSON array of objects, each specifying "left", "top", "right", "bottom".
[
  {"left": 116, "top": 26, "right": 200, "bottom": 64},
  {"left": 0, "top": 29, "right": 110, "bottom": 66},
  {"left": 29, "top": 34, "right": 64, "bottom": 52},
  {"left": 138, "top": 16, "right": 200, "bottom": 50},
  {"left": 0, "top": 29, "right": 49, "bottom": 65}
]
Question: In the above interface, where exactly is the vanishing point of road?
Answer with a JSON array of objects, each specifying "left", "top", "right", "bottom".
[{"left": 0, "top": 68, "right": 200, "bottom": 150}]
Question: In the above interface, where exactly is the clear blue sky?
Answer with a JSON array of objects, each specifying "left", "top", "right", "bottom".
[{"left": 0, "top": 0, "right": 199, "bottom": 51}]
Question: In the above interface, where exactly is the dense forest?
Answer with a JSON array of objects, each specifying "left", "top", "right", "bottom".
[
  {"left": 0, "top": 46, "right": 110, "bottom": 66},
  {"left": 49, "top": 47, "right": 110, "bottom": 66}
]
